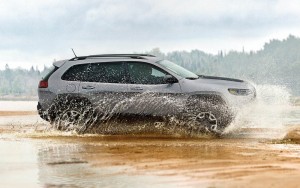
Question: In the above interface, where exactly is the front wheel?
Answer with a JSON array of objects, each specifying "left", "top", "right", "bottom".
[{"left": 186, "top": 99, "right": 234, "bottom": 135}]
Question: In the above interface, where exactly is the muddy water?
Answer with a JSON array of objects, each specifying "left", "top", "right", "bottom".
[
  {"left": 1, "top": 124, "right": 300, "bottom": 188},
  {"left": 1, "top": 112, "right": 300, "bottom": 188},
  {"left": 1, "top": 87, "right": 300, "bottom": 187}
]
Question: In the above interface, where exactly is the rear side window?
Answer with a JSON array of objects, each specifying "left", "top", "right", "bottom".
[
  {"left": 61, "top": 64, "right": 90, "bottom": 81},
  {"left": 87, "top": 62, "right": 125, "bottom": 83}
]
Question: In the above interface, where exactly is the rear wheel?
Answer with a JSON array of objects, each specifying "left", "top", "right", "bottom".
[{"left": 49, "top": 96, "right": 95, "bottom": 133}]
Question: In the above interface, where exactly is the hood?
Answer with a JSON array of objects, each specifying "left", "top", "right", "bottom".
[
  {"left": 181, "top": 74, "right": 252, "bottom": 93},
  {"left": 198, "top": 75, "right": 244, "bottom": 83}
]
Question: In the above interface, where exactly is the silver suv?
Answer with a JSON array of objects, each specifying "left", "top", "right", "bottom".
[{"left": 38, "top": 54, "right": 256, "bottom": 134}]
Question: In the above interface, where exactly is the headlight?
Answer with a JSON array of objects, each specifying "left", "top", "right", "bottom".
[{"left": 228, "top": 88, "right": 253, "bottom": 96}]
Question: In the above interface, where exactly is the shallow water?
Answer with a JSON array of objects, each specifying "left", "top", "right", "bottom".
[
  {"left": 1, "top": 114, "right": 300, "bottom": 187},
  {"left": 0, "top": 101, "right": 37, "bottom": 111},
  {"left": 1, "top": 128, "right": 300, "bottom": 188}
]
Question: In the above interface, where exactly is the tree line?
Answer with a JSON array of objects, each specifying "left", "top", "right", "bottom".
[
  {"left": 148, "top": 35, "right": 300, "bottom": 95},
  {"left": 0, "top": 35, "right": 300, "bottom": 97},
  {"left": 0, "top": 65, "right": 52, "bottom": 97}
]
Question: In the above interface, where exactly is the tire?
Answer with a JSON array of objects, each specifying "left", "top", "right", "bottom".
[
  {"left": 48, "top": 96, "right": 95, "bottom": 134},
  {"left": 185, "top": 96, "right": 234, "bottom": 135}
]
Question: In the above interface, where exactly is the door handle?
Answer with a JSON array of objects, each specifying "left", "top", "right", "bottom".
[
  {"left": 130, "top": 87, "right": 143, "bottom": 91},
  {"left": 82, "top": 85, "right": 95, "bottom": 90}
]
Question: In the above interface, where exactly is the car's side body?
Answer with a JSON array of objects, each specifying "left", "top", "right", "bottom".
[{"left": 38, "top": 54, "right": 256, "bottom": 133}]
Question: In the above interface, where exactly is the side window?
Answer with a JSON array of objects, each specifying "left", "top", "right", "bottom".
[
  {"left": 61, "top": 64, "right": 89, "bottom": 81},
  {"left": 87, "top": 62, "right": 125, "bottom": 83},
  {"left": 127, "top": 62, "right": 168, "bottom": 85}
]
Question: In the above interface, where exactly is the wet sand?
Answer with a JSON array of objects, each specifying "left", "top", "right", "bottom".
[
  {"left": 0, "top": 111, "right": 37, "bottom": 116},
  {"left": 1, "top": 111, "right": 300, "bottom": 187}
]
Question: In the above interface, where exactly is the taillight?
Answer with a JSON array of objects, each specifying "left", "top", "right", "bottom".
[{"left": 39, "top": 80, "right": 48, "bottom": 88}]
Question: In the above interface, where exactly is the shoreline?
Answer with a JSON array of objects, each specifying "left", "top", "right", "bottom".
[{"left": 0, "top": 111, "right": 37, "bottom": 116}]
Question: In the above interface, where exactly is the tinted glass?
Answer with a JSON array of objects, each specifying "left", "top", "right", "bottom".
[
  {"left": 42, "top": 66, "right": 58, "bottom": 81},
  {"left": 61, "top": 64, "right": 89, "bottom": 81},
  {"left": 87, "top": 62, "right": 125, "bottom": 83},
  {"left": 127, "top": 62, "right": 168, "bottom": 84}
]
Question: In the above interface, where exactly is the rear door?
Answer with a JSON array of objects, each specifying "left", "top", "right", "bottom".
[
  {"left": 125, "top": 61, "right": 183, "bottom": 116},
  {"left": 78, "top": 62, "right": 128, "bottom": 114},
  {"left": 59, "top": 63, "right": 90, "bottom": 94}
]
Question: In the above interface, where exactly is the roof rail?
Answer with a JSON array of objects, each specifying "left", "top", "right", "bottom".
[{"left": 69, "top": 54, "right": 156, "bottom": 61}]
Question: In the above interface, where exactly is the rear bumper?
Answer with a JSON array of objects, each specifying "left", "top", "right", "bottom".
[{"left": 37, "top": 102, "right": 49, "bottom": 121}]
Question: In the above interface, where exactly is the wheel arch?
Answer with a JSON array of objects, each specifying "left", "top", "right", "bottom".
[{"left": 186, "top": 91, "right": 229, "bottom": 107}]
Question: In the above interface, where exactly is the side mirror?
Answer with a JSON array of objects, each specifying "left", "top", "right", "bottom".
[{"left": 164, "top": 75, "right": 178, "bottom": 84}]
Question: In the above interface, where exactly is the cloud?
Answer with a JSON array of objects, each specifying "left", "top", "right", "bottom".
[{"left": 0, "top": 0, "right": 300, "bottom": 69}]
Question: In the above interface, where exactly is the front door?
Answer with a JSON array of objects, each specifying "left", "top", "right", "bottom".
[{"left": 125, "top": 62, "right": 183, "bottom": 116}]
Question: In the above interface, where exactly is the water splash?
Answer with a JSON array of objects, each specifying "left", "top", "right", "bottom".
[{"left": 224, "top": 84, "right": 293, "bottom": 138}]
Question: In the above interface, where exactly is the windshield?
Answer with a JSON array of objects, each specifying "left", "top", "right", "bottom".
[{"left": 157, "top": 60, "right": 198, "bottom": 79}]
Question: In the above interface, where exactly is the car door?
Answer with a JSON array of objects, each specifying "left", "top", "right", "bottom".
[
  {"left": 125, "top": 61, "right": 183, "bottom": 116},
  {"left": 78, "top": 62, "right": 128, "bottom": 115},
  {"left": 59, "top": 63, "right": 90, "bottom": 95}
]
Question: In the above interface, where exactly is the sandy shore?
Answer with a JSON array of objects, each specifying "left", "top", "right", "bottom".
[
  {"left": 1, "top": 111, "right": 300, "bottom": 187},
  {"left": 0, "top": 111, "right": 37, "bottom": 116}
]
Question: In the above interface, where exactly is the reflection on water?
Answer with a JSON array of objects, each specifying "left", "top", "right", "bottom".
[
  {"left": 14, "top": 136, "right": 193, "bottom": 187},
  {"left": 0, "top": 139, "right": 39, "bottom": 188},
  {"left": 2, "top": 133, "right": 300, "bottom": 187}
]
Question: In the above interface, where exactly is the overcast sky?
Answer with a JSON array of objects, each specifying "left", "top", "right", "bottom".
[{"left": 1, "top": 0, "right": 300, "bottom": 69}]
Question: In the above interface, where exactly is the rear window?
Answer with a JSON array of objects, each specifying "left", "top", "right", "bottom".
[
  {"left": 61, "top": 62, "right": 126, "bottom": 83},
  {"left": 61, "top": 64, "right": 90, "bottom": 81},
  {"left": 42, "top": 66, "right": 58, "bottom": 81}
]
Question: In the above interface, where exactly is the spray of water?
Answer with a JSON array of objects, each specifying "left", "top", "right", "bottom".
[{"left": 224, "top": 84, "right": 293, "bottom": 138}]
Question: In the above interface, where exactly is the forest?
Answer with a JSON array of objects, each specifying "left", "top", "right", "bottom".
[
  {"left": 0, "top": 35, "right": 299, "bottom": 97},
  {"left": 149, "top": 35, "right": 300, "bottom": 95}
]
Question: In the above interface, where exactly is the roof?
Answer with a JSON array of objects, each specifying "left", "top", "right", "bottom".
[
  {"left": 53, "top": 59, "right": 68, "bottom": 67},
  {"left": 69, "top": 54, "right": 156, "bottom": 61}
]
